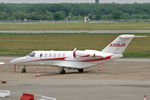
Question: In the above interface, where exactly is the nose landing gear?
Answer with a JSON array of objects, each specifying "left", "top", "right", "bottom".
[{"left": 21, "top": 66, "right": 27, "bottom": 73}]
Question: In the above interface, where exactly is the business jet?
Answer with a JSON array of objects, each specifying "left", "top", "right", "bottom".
[{"left": 10, "top": 34, "right": 143, "bottom": 74}]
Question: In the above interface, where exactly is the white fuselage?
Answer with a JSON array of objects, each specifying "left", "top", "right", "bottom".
[{"left": 10, "top": 50, "right": 122, "bottom": 69}]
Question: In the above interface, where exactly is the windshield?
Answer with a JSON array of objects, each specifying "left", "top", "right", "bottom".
[{"left": 27, "top": 52, "right": 35, "bottom": 57}]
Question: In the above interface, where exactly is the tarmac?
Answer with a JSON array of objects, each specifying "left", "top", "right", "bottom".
[{"left": 0, "top": 57, "right": 150, "bottom": 100}]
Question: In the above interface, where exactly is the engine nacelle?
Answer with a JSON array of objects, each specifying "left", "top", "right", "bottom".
[
  {"left": 73, "top": 49, "right": 111, "bottom": 59},
  {"left": 73, "top": 50, "right": 95, "bottom": 58}
]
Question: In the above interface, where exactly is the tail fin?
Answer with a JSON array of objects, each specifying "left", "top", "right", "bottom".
[{"left": 101, "top": 34, "right": 135, "bottom": 54}]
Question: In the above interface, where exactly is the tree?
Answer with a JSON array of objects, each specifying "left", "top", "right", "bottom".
[
  {"left": 111, "top": 10, "right": 124, "bottom": 19},
  {"left": 46, "top": 12, "right": 53, "bottom": 20},
  {"left": 13, "top": 11, "right": 28, "bottom": 20},
  {"left": 53, "top": 11, "right": 65, "bottom": 20},
  {"left": 120, "top": 13, "right": 130, "bottom": 19},
  {"left": 95, "top": 14, "right": 102, "bottom": 20},
  {"left": 0, "top": 3, "right": 150, "bottom": 20},
  {"left": 0, "top": 12, "right": 5, "bottom": 20}
]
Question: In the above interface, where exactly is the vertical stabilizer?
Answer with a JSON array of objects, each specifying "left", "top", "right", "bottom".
[{"left": 101, "top": 35, "right": 135, "bottom": 54}]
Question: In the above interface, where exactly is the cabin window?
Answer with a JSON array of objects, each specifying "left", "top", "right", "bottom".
[
  {"left": 49, "top": 53, "right": 52, "bottom": 57},
  {"left": 40, "top": 54, "right": 43, "bottom": 57},
  {"left": 45, "top": 53, "right": 48, "bottom": 57},
  {"left": 53, "top": 53, "right": 56, "bottom": 57},
  {"left": 58, "top": 53, "right": 61, "bottom": 57},
  {"left": 62, "top": 53, "right": 65, "bottom": 57}
]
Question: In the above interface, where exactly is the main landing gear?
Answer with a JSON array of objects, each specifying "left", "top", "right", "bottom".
[
  {"left": 21, "top": 66, "right": 27, "bottom": 73},
  {"left": 78, "top": 69, "right": 84, "bottom": 73},
  {"left": 59, "top": 67, "right": 66, "bottom": 74},
  {"left": 59, "top": 68, "right": 84, "bottom": 74}
]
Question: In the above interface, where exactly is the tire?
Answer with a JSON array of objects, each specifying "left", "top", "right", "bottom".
[
  {"left": 22, "top": 68, "right": 26, "bottom": 73},
  {"left": 78, "top": 69, "right": 84, "bottom": 73},
  {"left": 60, "top": 69, "right": 65, "bottom": 74}
]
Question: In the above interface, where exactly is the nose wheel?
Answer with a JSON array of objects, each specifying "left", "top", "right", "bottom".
[{"left": 22, "top": 66, "right": 27, "bottom": 73}]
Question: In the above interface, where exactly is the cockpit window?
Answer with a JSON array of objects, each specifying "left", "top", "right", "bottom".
[
  {"left": 27, "top": 52, "right": 35, "bottom": 57},
  {"left": 30, "top": 53, "right": 35, "bottom": 57}
]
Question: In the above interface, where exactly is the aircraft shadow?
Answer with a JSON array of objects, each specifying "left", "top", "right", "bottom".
[{"left": 39, "top": 71, "right": 92, "bottom": 76}]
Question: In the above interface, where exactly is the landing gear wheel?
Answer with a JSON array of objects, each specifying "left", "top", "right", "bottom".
[
  {"left": 60, "top": 69, "right": 66, "bottom": 74},
  {"left": 22, "top": 68, "right": 26, "bottom": 73},
  {"left": 78, "top": 69, "right": 84, "bottom": 73}
]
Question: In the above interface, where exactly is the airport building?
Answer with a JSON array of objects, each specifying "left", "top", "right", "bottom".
[{"left": 95, "top": 0, "right": 99, "bottom": 3}]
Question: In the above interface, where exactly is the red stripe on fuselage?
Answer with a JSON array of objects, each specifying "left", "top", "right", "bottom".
[
  {"left": 34, "top": 57, "right": 66, "bottom": 61},
  {"left": 80, "top": 56, "right": 112, "bottom": 62}
]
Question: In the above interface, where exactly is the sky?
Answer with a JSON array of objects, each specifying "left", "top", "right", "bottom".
[{"left": 0, "top": 0, "right": 150, "bottom": 3}]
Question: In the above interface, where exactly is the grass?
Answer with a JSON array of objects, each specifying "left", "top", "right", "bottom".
[
  {"left": 0, "top": 33, "right": 149, "bottom": 57},
  {"left": 0, "top": 22, "right": 150, "bottom": 30}
]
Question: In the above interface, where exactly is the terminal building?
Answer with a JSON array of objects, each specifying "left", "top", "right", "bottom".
[{"left": 95, "top": 0, "right": 99, "bottom": 3}]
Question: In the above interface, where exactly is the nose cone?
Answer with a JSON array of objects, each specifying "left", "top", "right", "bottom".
[
  {"left": 10, "top": 58, "right": 18, "bottom": 64},
  {"left": 10, "top": 57, "right": 26, "bottom": 64}
]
